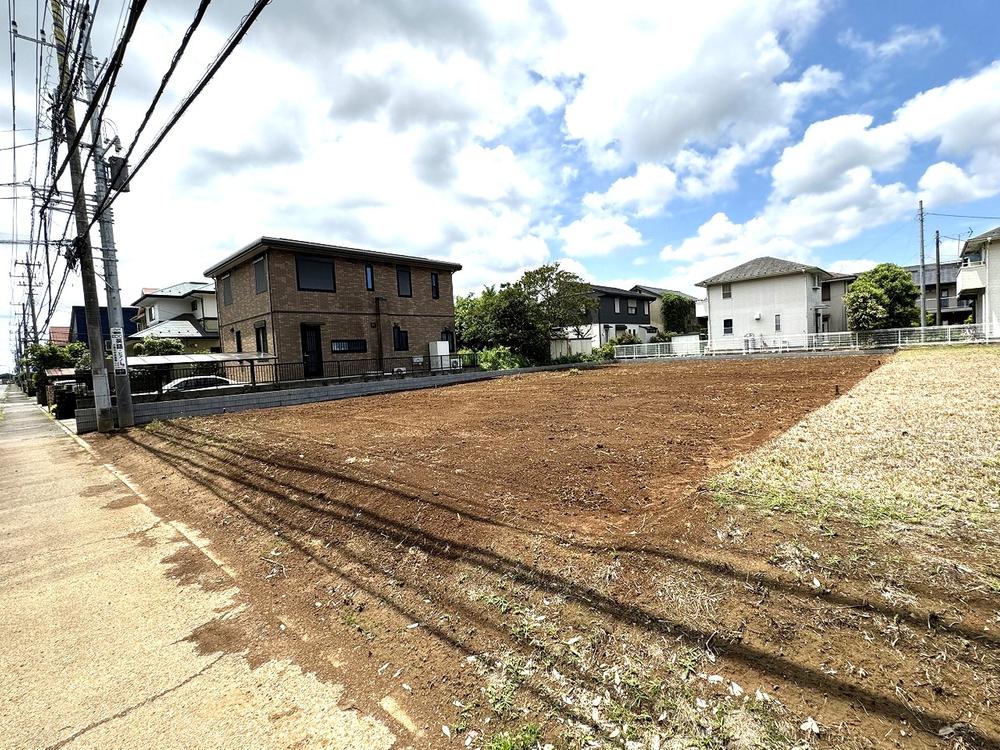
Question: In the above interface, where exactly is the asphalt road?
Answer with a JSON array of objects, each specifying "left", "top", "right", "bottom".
[{"left": 0, "top": 385, "right": 394, "bottom": 750}]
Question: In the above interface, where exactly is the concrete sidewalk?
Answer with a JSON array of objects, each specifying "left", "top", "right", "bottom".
[{"left": 0, "top": 385, "right": 394, "bottom": 750}]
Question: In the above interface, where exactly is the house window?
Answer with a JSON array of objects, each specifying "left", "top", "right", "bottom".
[
  {"left": 254, "top": 321, "right": 268, "bottom": 353},
  {"left": 774, "top": 314, "right": 781, "bottom": 332},
  {"left": 365, "top": 263, "right": 375, "bottom": 291},
  {"left": 392, "top": 324, "right": 409, "bottom": 351},
  {"left": 644, "top": 301, "right": 650, "bottom": 315},
  {"left": 821, "top": 284, "right": 831, "bottom": 302},
  {"left": 723, "top": 318, "right": 733, "bottom": 335},
  {"left": 221, "top": 275, "right": 232, "bottom": 306},
  {"left": 331, "top": 339, "right": 367, "bottom": 353},
  {"left": 721, "top": 283, "right": 732, "bottom": 299},
  {"left": 148, "top": 306, "right": 157, "bottom": 321},
  {"left": 627, "top": 298, "right": 637, "bottom": 315},
  {"left": 614, "top": 298, "right": 621, "bottom": 313},
  {"left": 234, "top": 329, "right": 242, "bottom": 353},
  {"left": 431, "top": 272, "right": 440, "bottom": 299},
  {"left": 253, "top": 256, "right": 268, "bottom": 293},
  {"left": 296, "top": 255, "right": 336, "bottom": 292},
  {"left": 190, "top": 300, "right": 198, "bottom": 312},
  {"left": 397, "top": 266, "right": 412, "bottom": 297}
]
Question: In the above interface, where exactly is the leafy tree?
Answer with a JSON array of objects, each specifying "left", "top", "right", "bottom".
[
  {"left": 849, "top": 263, "right": 919, "bottom": 328},
  {"left": 518, "top": 263, "right": 597, "bottom": 334},
  {"left": 131, "top": 337, "right": 186, "bottom": 356},
  {"left": 18, "top": 341, "right": 88, "bottom": 394},
  {"left": 456, "top": 263, "right": 597, "bottom": 364},
  {"left": 843, "top": 280, "right": 889, "bottom": 331},
  {"left": 659, "top": 292, "right": 696, "bottom": 334}
]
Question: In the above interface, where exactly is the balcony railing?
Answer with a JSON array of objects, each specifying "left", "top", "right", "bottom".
[{"left": 924, "top": 296, "right": 975, "bottom": 313}]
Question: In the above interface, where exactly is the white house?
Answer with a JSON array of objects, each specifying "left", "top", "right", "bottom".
[
  {"left": 130, "top": 281, "right": 220, "bottom": 352},
  {"left": 696, "top": 257, "right": 852, "bottom": 351},
  {"left": 957, "top": 226, "right": 1000, "bottom": 334}
]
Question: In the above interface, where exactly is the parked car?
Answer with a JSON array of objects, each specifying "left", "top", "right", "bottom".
[{"left": 161, "top": 375, "right": 238, "bottom": 393}]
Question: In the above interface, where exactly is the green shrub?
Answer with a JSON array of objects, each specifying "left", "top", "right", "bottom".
[
  {"left": 551, "top": 352, "right": 590, "bottom": 365},
  {"left": 478, "top": 346, "right": 530, "bottom": 371}
]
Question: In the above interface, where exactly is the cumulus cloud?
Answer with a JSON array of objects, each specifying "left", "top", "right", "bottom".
[
  {"left": 583, "top": 164, "right": 678, "bottom": 218},
  {"left": 559, "top": 213, "right": 644, "bottom": 257},
  {"left": 549, "top": 1, "right": 832, "bottom": 167}
]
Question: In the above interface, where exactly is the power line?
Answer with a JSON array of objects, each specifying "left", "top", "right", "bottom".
[
  {"left": 106, "top": 0, "right": 211, "bottom": 192},
  {"left": 38, "top": 0, "right": 144, "bottom": 217},
  {"left": 0, "top": 135, "right": 52, "bottom": 150},
  {"left": 92, "top": 0, "right": 271, "bottom": 226},
  {"left": 925, "top": 212, "right": 1000, "bottom": 221}
]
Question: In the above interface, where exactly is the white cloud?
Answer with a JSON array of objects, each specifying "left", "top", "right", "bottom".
[
  {"left": 559, "top": 213, "right": 644, "bottom": 257},
  {"left": 554, "top": 257, "right": 590, "bottom": 280},
  {"left": 771, "top": 115, "right": 908, "bottom": 197},
  {"left": 918, "top": 161, "right": 1000, "bottom": 206},
  {"left": 546, "top": 1, "right": 831, "bottom": 168},
  {"left": 583, "top": 164, "right": 678, "bottom": 218},
  {"left": 838, "top": 25, "right": 944, "bottom": 61}
]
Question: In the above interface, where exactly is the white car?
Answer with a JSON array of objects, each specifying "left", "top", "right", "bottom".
[{"left": 161, "top": 375, "right": 238, "bottom": 393}]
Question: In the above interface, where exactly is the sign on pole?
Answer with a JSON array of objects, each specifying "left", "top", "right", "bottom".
[{"left": 110, "top": 327, "right": 128, "bottom": 376}]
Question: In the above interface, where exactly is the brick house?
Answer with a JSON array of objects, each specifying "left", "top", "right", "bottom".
[{"left": 203, "top": 237, "right": 461, "bottom": 376}]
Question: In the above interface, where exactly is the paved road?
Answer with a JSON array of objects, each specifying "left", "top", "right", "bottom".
[{"left": 0, "top": 385, "right": 394, "bottom": 750}]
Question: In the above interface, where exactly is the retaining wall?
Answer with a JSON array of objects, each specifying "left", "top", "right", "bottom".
[{"left": 75, "top": 362, "right": 603, "bottom": 434}]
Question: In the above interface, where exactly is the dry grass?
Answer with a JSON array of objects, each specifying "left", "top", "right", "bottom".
[{"left": 711, "top": 346, "right": 1000, "bottom": 535}]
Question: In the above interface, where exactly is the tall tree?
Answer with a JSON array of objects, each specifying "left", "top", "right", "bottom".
[
  {"left": 843, "top": 280, "right": 889, "bottom": 331},
  {"left": 659, "top": 292, "right": 696, "bottom": 334},
  {"left": 847, "top": 264, "right": 920, "bottom": 329}
]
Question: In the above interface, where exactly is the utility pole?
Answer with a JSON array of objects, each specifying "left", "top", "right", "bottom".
[
  {"left": 49, "top": 0, "right": 115, "bottom": 432},
  {"left": 935, "top": 230, "right": 942, "bottom": 327},
  {"left": 14, "top": 258, "right": 40, "bottom": 344},
  {"left": 918, "top": 200, "right": 927, "bottom": 327},
  {"left": 81, "top": 26, "right": 134, "bottom": 427}
]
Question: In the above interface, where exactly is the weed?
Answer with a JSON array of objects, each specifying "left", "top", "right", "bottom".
[{"left": 483, "top": 724, "right": 542, "bottom": 750}]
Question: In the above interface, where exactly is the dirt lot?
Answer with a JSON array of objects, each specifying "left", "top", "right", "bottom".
[{"left": 91, "top": 354, "right": 999, "bottom": 749}]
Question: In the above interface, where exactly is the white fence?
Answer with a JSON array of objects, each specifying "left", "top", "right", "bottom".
[{"left": 614, "top": 323, "right": 993, "bottom": 360}]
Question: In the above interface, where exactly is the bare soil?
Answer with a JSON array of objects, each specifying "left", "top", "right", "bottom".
[{"left": 90, "top": 356, "right": 999, "bottom": 749}]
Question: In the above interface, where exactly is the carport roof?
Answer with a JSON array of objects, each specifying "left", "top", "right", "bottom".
[{"left": 126, "top": 352, "right": 276, "bottom": 366}]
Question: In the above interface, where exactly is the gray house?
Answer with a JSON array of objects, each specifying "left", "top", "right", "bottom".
[
  {"left": 565, "top": 285, "right": 659, "bottom": 347},
  {"left": 905, "top": 261, "right": 975, "bottom": 324}
]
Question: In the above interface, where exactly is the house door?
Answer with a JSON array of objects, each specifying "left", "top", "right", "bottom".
[{"left": 300, "top": 324, "right": 323, "bottom": 377}]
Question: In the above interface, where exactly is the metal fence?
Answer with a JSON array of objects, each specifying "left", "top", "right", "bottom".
[
  {"left": 127, "top": 351, "right": 480, "bottom": 401},
  {"left": 614, "top": 323, "right": 994, "bottom": 360}
]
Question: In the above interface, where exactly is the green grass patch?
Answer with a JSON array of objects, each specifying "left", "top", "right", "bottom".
[{"left": 483, "top": 724, "right": 542, "bottom": 750}]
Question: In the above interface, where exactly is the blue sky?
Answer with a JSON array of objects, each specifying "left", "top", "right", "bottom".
[{"left": 3, "top": 0, "right": 1000, "bottom": 369}]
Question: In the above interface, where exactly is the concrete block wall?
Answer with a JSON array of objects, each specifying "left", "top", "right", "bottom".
[{"left": 75, "top": 362, "right": 604, "bottom": 434}]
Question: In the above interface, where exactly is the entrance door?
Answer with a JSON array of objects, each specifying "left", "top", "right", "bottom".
[{"left": 301, "top": 324, "right": 323, "bottom": 377}]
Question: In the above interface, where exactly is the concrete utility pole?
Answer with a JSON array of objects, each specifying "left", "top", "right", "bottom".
[
  {"left": 14, "top": 259, "right": 40, "bottom": 344},
  {"left": 935, "top": 230, "right": 942, "bottom": 327},
  {"left": 918, "top": 200, "right": 927, "bottom": 327},
  {"left": 81, "top": 28, "right": 134, "bottom": 427},
  {"left": 49, "top": 0, "right": 115, "bottom": 432}
]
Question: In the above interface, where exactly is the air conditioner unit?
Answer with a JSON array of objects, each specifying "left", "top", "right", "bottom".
[{"left": 450, "top": 358, "right": 463, "bottom": 369}]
